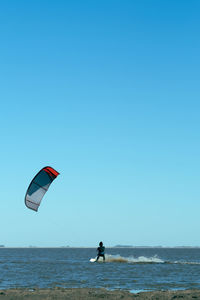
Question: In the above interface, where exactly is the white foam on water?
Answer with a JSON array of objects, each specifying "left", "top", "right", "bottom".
[
  {"left": 90, "top": 254, "right": 200, "bottom": 265},
  {"left": 90, "top": 254, "right": 164, "bottom": 263},
  {"left": 130, "top": 289, "right": 151, "bottom": 294},
  {"left": 174, "top": 261, "right": 200, "bottom": 265}
]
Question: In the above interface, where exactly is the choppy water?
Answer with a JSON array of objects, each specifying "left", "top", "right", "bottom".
[{"left": 0, "top": 248, "right": 200, "bottom": 292}]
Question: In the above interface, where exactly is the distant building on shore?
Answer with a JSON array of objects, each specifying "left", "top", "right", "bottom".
[
  {"left": 114, "top": 245, "right": 133, "bottom": 248},
  {"left": 114, "top": 245, "right": 164, "bottom": 248}
]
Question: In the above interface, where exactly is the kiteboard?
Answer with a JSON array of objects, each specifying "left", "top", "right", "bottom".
[{"left": 90, "top": 257, "right": 105, "bottom": 262}]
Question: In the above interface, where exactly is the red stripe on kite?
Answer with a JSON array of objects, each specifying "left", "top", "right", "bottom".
[{"left": 44, "top": 167, "right": 60, "bottom": 177}]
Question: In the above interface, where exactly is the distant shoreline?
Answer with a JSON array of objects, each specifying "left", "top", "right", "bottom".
[{"left": 1, "top": 246, "right": 200, "bottom": 249}]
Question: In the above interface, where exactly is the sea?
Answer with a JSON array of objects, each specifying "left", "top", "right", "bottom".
[{"left": 0, "top": 247, "right": 200, "bottom": 293}]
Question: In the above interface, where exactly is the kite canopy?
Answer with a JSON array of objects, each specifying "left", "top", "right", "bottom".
[{"left": 25, "top": 166, "right": 59, "bottom": 211}]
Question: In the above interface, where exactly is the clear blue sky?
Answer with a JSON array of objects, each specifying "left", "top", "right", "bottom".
[{"left": 1, "top": 0, "right": 200, "bottom": 247}]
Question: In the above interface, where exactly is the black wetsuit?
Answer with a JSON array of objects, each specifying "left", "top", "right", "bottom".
[{"left": 96, "top": 246, "right": 105, "bottom": 261}]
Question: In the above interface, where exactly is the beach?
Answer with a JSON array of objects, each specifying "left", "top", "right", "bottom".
[{"left": 0, "top": 288, "right": 200, "bottom": 299}]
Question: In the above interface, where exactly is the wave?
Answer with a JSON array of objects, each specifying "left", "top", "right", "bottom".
[
  {"left": 173, "top": 261, "right": 200, "bottom": 265},
  {"left": 90, "top": 254, "right": 200, "bottom": 265},
  {"left": 106, "top": 254, "right": 164, "bottom": 263},
  {"left": 90, "top": 254, "right": 164, "bottom": 263}
]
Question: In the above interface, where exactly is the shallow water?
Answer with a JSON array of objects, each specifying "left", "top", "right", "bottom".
[{"left": 0, "top": 248, "right": 200, "bottom": 291}]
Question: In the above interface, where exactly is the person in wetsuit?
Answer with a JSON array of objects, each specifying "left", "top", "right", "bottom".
[{"left": 96, "top": 241, "right": 105, "bottom": 262}]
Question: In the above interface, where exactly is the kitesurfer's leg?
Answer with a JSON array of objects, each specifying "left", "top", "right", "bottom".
[
  {"left": 103, "top": 254, "right": 105, "bottom": 261},
  {"left": 96, "top": 255, "right": 100, "bottom": 262}
]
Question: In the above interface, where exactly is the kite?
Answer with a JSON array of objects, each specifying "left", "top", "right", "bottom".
[{"left": 25, "top": 166, "right": 59, "bottom": 211}]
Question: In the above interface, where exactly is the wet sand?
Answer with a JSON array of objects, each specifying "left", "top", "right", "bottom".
[{"left": 0, "top": 288, "right": 200, "bottom": 299}]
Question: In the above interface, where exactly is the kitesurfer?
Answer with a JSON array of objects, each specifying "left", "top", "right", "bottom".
[{"left": 96, "top": 241, "right": 105, "bottom": 262}]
